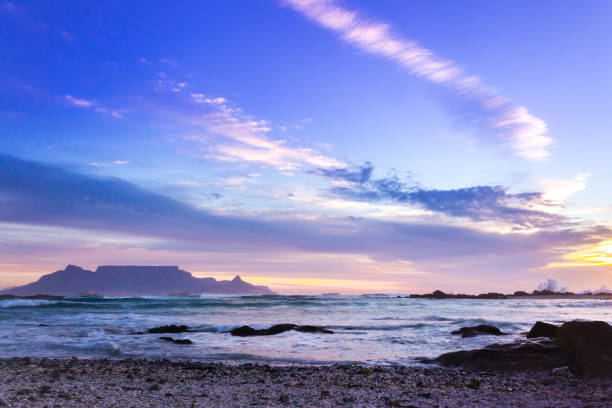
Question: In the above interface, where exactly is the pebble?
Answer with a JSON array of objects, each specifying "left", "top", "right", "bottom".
[{"left": 0, "top": 358, "right": 610, "bottom": 407}]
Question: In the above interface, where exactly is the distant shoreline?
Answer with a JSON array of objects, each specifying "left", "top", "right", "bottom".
[{"left": 1, "top": 293, "right": 611, "bottom": 300}]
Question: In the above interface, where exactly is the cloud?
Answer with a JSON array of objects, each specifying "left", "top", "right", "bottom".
[
  {"left": 285, "top": 0, "right": 553, "bottom": 160},
  {"left": 184, "top": 92, "right": 342, "bottom": 170},
  {"left": 160, "top": 58, "right": 180, "bottom": 67},
  {"left": 64, "top": 94, "right": 123, "bottom": 118},
  {"left": 313, "top": 163, "right": 563, "bottom": 228},
  {"left": 88, "top": 160, "right": 129, "bottom": 167},
  {"left": 0, "top": 154, "right": 599, "bottom": 268},
  {"left": 541, "top": 173, "right": 590, "bottom": 203},
  {"left": 65, "top": 94, "right": 94, "bottom": 108}
]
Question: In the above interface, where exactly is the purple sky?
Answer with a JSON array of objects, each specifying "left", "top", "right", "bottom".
[{"left": 1, "top": 0, "right": 612, "bottom": 293}]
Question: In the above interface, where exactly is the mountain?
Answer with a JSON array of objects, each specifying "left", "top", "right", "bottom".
[{"left": 0, "top": 265, "right": 276, "bottom": 296}]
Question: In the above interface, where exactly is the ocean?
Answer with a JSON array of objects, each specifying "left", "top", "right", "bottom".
[{"left": 1, "top": 295, "right": 610, "bottom": 365}]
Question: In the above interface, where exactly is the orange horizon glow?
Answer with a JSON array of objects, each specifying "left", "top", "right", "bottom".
[{"left": 548, "top": 239, "right": 612, "bottom": 268}]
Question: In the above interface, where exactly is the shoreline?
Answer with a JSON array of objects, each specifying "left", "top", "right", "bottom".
[{"left": 0, "top": 358, "right": 610, "bottom": 407}]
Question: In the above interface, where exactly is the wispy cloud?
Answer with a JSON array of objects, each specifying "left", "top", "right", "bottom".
[
  {"left": 285, "top": 0, "right": 553, "bottom": 160},
  {"left": 185, "top": 92, "right": 342, "bottom": 170},
  {"left": 313, "top": 162, "right": 563, "bottom": 229},
  {"left": 88, "top": 160, "right": 129, "bottom": 167},
  {"left": 65, "top": 94, "right": 94, "bottom": 108},
  {"left": 0, "top": 154, "right": 600, "bottom": 267},
  {"left": 65, "top": 94, "right": 123, "bottom": 118},
  {"left": 541, "top": 173, "right": 590, "bottom": 203}
]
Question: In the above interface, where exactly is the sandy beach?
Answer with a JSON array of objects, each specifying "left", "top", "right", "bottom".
[{"left": 0, "top": 358, "right": 609, "bottom": 408}]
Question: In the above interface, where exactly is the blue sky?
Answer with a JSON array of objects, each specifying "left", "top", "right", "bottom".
[{"left": 1, "top": 0, "right": 611, "bottom": 294}]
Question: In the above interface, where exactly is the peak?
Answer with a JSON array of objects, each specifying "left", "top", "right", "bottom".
[
  {"left": 232, "top": 275, "right": 243, "bottom": 282},
  {"left": 64, "top": 265, "right": 84, "bottom": 272}
]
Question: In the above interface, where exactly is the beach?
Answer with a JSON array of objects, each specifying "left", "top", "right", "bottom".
[{"left": 1, "top": 358, "right": 610, "bottom": 408}]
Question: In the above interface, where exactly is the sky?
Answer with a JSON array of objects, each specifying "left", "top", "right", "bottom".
[{"left": 1, "top": 0, "right": 612, "bottom": 294}]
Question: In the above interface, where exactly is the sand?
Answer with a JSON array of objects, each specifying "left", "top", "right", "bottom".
[{"left": 0, "top": 358, "right": 610, "bottom": 407}]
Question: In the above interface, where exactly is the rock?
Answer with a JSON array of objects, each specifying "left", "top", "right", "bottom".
[
  {"left": 451, "top": 325, "right": 504, "bottom": 338},
  {"left": 557, "top": 320, "right": 612, "bottom": 377},
  {"left": 230, "top": 324, "right": 333, "bottom": 336},
  {"left": 513, "top": 291, "right": 529, "bottom": 296},
  {"left": 294, "top": 325, "right": 334, "bottom": 334},
  {"left": 526, "top": 321, "right": 559, "bottom": 339},
  {"left": 230, "top": 324, "right": 296, "bottom": 337},
  {"left": 159, "top": 336, "right": 193, "bottom": 345},
  {"left": 420, "top": 340, "right": 568, "bottom": 370},
  {"left": 147, "top": 325, "right": 189, "bottom": 334}
]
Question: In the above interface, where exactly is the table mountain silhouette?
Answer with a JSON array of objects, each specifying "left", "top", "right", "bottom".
[{"left": 0, "top": 265, "right": 275, "bottom": 296}]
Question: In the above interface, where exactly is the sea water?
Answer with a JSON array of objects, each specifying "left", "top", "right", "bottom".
[{"left": 0, "top": 295, "right": 610, "bottom": 365}]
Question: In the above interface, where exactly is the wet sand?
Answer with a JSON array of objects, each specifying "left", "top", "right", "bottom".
[{"left": 0, "top": 358, "right": 610, "bottom": 407}]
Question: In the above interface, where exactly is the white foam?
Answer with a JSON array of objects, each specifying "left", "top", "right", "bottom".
[{"left": 0, "top": 299, "right": 59, "bottom": 308}]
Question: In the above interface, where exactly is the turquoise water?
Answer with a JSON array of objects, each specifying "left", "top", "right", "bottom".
[{"left": 1, "top": 295, "right": 610, "bottom": 364}]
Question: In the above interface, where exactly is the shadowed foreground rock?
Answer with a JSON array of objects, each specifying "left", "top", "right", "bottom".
[
  {"left": 557, "top": 321, "right": 612, "bottom": 377},
  {"left": 424, "top": 320, "right": 612, "bottom": 378},
  {"left": 527, "top": 321, "right": 559, "bottom": 339},
  {"left": 230, "top": 324, "right": 333, "bottom": 336},
  {"left": 420, "top": 340, "right": 567, "bottom": 370},
  {"left": 451, "top": 325, "right": 505, "bottom": 338}
]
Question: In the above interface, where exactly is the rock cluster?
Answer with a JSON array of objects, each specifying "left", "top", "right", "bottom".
[
  {"left": 230, "top": 324, "right": 333, "bottom": 337},
  {"left": 424, "top": 320, "right": 612, "bottom": 378}
]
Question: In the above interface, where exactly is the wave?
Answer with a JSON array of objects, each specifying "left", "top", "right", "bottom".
[
  {"left": 0, "top": 299, "right": 62, "bottom": 308},
  {"left": 327, "top": 323, "right": 429, "bottom": 331}
]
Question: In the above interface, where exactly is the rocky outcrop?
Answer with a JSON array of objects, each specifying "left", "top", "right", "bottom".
[
  {"left": 147, "top": 325, "right": 189, "bottom": 334},
  {"left": 557, "top": 321, "right": 612, "bottom": 377},
  {"left": 451, "top": 325, "right": 505, "bottom": 338},
  {"left": 230, "top": 324, "right": 333, "bottom": 337},
  {"left": 526, "top": 321, "right": 559, "bottom": 339},
  {"left": 420, "top": 340, "right": 567, "bottom": 370},
  {"left": 409, "top": 290, "right": 507, "bottom": 299},
  {"left": 423, "top": 320, "right": 612, "bottom": 377}
]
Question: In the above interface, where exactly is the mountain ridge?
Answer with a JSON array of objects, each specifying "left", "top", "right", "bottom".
[{"left": 0, "top": 265, "right": 276, "bottom": 296}]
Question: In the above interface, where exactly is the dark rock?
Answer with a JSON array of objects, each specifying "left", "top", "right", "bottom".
[
  {"left": 294, "top": 325, "right": 333, "bottom": 334},
  {"left": 230, "top": 324, "right": 296, "bottom": 336},
  {"left": 230, "top": 325, "right": 259, "bottom": 336},
  {"left": 527, "top": 321, "right": 559, "bottom": 339},
  {"left": 230, "top": 324, "right": 333, "bottom": 336},
  {"left": 451, "top": 325, "right": 504, "bottom": 338},
  {"left": 557, "top": 320, "right": 612, "bottom": 377},
  {"left": 420, "top": 340, "right": 567, "bottom": 370},
  {"left": 148, "top": 325, "right": 189, "bottom": 334},
  {"left": 159, "top": 336, "right": 192, "bottom": 345},
  {"left": 513, "top": 291, "right": 529, "bottom": 296},
  {"left": 410, "top": 290, "right": 507, "bottom": 299}
]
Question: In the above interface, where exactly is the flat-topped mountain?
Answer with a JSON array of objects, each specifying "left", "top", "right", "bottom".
[{"left": 0, "top": 265, "right": 276, "bottom": 296}]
